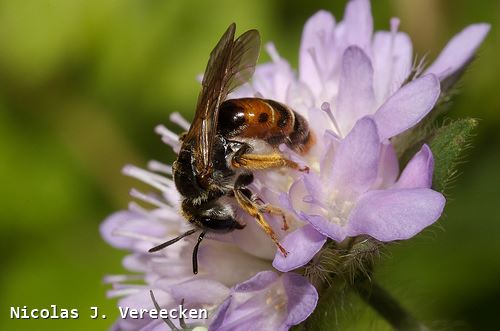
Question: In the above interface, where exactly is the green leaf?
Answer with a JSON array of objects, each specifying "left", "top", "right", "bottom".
[{"left": 429, "top": 118, "right": 478, "bottom": 193}]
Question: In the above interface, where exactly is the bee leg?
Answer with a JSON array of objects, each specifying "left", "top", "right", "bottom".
[
  {"left": 232, "top": 152, "right": 309, "bottom": 173},
  {"left": 233, "top": 187, "right": 288, "bottom": 257},
  {"left": 234, "top": 173, "right": 289, "bottom": 231},
  {"left": 179, "top": 132, "right": 187, "bottom": 142},
  {"left": 260, "top": 204, "right": 289, "bottom": 231}
]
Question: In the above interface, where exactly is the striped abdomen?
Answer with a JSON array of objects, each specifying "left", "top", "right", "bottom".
[{"left": 217, "top": 98, "right": 314, "bottom": 154}]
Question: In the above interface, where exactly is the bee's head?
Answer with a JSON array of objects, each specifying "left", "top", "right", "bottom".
[{"left": 198, "top": 204, "right": 246, "bottom": 232}]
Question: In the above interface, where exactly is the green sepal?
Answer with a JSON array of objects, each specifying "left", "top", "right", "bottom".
[
  {"left": 429, "top": 118, "right": 478, "bottom": 193},
  {"left": 394, "top": 117, "right": 478, "bottom": 194}
]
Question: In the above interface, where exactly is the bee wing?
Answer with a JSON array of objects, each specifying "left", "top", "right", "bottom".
[{"left": 184, "top": 23, "right": 260, "bottom": 179}]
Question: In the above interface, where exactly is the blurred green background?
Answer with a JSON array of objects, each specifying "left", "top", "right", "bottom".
[{"left": 0, "top": 0, "right": 497, "bottom": 330}]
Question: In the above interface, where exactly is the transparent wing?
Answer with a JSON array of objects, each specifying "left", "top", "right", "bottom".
[{"left": 183, "top": 24, "right": 260, "bottom": 181}]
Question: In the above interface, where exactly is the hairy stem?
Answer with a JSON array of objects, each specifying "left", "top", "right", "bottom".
[{"left": 354, "top": 278, "right": 429, "bottom": 331}]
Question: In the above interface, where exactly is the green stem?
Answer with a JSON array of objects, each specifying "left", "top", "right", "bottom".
[{"left": 354, "top": 278, "right": 429, "bottom": 331}]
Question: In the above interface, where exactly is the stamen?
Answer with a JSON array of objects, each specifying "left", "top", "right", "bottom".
[
  {"left": 321, "top": 102, "right": 343, "bottom": 137},
  {"left": 303, "top": 195, "right": 329, "bottom": 210},
  {"left": 390, "top": 17, "right": 400, "bottom": 35},
  {"left": 264, "top": 286, "right": 287, "bottom": 313},
  {"left": 169, "top": 112, "right": 191, "bottom": 131}
]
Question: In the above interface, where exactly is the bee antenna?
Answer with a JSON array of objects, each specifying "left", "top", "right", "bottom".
[
  {"left": 192, "top": 231, "right": 206, "bottom": 274},
  {"left": 148, "top": 229, "right": 197, "bottom": 253}
]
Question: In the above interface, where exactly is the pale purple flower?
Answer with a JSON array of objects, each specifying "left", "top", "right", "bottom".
[
  {"left": 102, "top": 0, "right": 489, "bottom": 329},
  {"left": 286, "top": 118, "right": 444, "bottom": 241},
  {"left": 230, "top": 0, "right": 488, "bottom": 271}
]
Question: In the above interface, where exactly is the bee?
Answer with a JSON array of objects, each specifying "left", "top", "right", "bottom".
[{"left": 148, "top": 23, "right": 314, "bottom": 274}]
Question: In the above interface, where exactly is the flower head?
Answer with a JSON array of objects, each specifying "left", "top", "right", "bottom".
[{"left": 102, "top": 0, "right": 489, "bottom": 329}]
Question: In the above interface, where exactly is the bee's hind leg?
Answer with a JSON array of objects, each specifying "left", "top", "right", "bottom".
[
  {"left": 232, "top": 151, "right": 309, "bottom": 173},
  {"left": 234, "top": 173, "right": 288, "bottom": 256}
]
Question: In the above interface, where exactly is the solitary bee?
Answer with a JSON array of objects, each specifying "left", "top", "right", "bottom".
[{"left": 149, "top": 23, "right": 314, "bottom": 274}]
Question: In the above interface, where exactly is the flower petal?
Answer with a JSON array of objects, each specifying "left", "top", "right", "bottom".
[
  {"left": 319, "top": 132, "right": 340, "bottom": 181},
  {"left": 198, "top": 239, "right": 271, "bottom": 287},
  {"left": 282, "top": 273, "right": 319, "bottom": 328},
  {"left": 374, "top": 74, "right": 440, "bottom": 140},
  {"left": 252, "top": 53, "right": 295, "bottom": 103},
  {"left": 342, "top": 0, "right": 373, "bottom": 53},
  {"left": 210, "top": 271, "right": 281, "bottom": 331},
  {"left": 284, "top": 178, "right": 309, "bottom": 214},
  {"left": 209, "top": 297, "right": 231, "bottom": 331},
  {"left": 211, "top": 271, "right": 317, "bottom": 331},
  {"left": 234, "top": 270, "right": 279, "bottom": 292},
  {"left": 425, "top": 23, "right": 490, "bottom": 88},
  {"left": 273, "top": 224, "right": 326, "bottom": 272},
  {"left": 100, "top": 211, "right": 166, "bottom": 251},
  {"left": 372, "top": 30, "right": 413, "bottom": 105},
  {"left": 228, "top": 211, "right": 279, "bottom": 260},
  {"left": 299, "top": 10, "right": 336, "bottom": 96},
  {"left": 286, "top": 81, "right": 315, "bottom": 116},
  {"left": 372, "top": 142, "right": 399, "bottom": 189},
  {"left": 116, "top": 289, "right": 172, "bottom": 330},
  {"left": 347, "top": 188, "right": 446, "bottom": 241},
  {"left": 330, "top": 116, "right": 380, "bottom": 198},
  {"left": 169, "top": 278, "right": 230, "bottom": 305},
  {"left": 395, "top": 144, "right": 434, "bottom": 189},
  {"left": 336, "top": 46, "right": 376, "bottom": 135},
  {"left": 306, "top": 107, "right": 337, "bottom": 149},
  {"left": 301, "top": 213, "right": 348, "bottom": 242}
]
